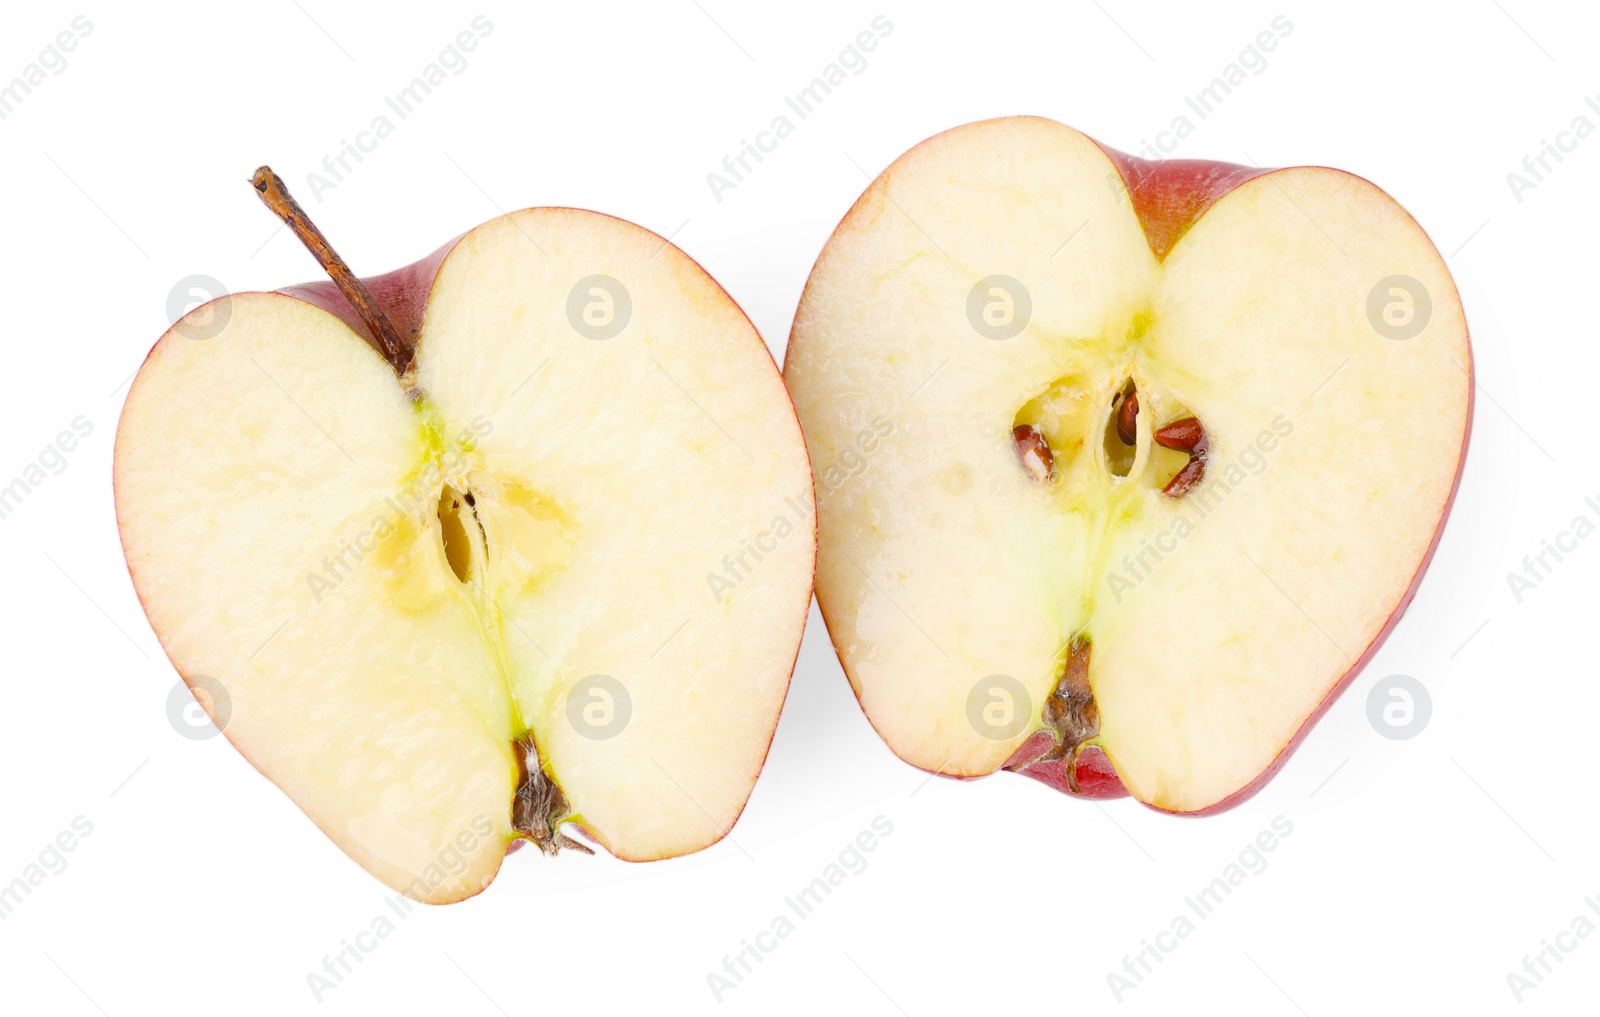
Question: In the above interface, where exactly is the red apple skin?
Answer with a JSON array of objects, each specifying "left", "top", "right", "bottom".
[
  {"left": 118, "top": 208, "right": 817, "bottom": 877},
  {"left": 1003, "top": 733, "right": 1127, "bottom": 799},
  {"left": 803, "top": 123, "right": 1472, "bottom": 813},
  {"left": 281, "top": 235, "right": 462, "bottom": 359}
]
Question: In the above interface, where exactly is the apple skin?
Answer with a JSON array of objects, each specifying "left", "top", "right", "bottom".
[
  {"left": 281, "top": 234, "right": 461, "bottom": 359},
  {"left": 1004, "top": 734, "right": 1127, "bottom": 799},
  {"left": 118, "top": 207, "right": 818, "bottom": 870},
  {"left": 803, "top": 123, "right": 1473, "bottom": 813}
]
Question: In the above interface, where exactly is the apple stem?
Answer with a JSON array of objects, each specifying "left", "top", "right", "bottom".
[{"left": 250, "top": 167, "right": 414, "bottom": 376}]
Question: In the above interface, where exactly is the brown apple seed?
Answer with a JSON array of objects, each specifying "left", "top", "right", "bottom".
[
  {"left": 1013, "top": 424, "right": 1054, "bottom": 482},
  {"left": 1162, "top": 456, "right": 1206, "bottom": 498},
  {"left": 1116, "top": 391, "right": 1139, "bottom": 445},
  {"left": 1153, "top": 416, "right": 1206, "bottom": 454}
]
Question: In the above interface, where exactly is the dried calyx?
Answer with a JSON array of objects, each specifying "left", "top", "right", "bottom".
[
  {"left": 511, "top": 737, "right": 593, "bottom": 856},
  {"left": 1007, "top": 635, "right": 1101, "bottom": 791}
]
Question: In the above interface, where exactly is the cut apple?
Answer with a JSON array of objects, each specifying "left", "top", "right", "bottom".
[
  {"left": 784, "top": 117, "right": 1470, "bottom": 813},
  {"left": 115, "top": 170, "right": 814, "bottom": 901}
]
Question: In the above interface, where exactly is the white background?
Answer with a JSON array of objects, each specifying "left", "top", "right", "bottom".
[{"left": 1, "top": 1, "right": 1595, "bottom": 1013}]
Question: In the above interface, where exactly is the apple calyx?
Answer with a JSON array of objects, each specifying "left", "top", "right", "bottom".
[
  {"left": 250, "top": 166, "right": 416, "bottom": 378},
  {"left": 1005, "top": 635, "right": 1101, "bottom": 791},
  {"left": 512, "top": 738, "right": 593, "bottom": 856}
]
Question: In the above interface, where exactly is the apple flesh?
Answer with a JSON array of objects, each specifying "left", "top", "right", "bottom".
[
  {"left": 116, "top": 181, "right": 815, "bottom": 901},
  {"left": 784, "top": 117, "right": 1470, "bottom": 814}
]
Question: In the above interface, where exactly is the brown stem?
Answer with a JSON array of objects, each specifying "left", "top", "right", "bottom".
[{"left": 249, "top": 166, "right": 413, "bottom": 376}]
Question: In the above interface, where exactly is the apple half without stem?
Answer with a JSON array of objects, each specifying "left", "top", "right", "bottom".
[
  {"left": 783, "top": 117, "right": 1470, "bottom": 814},
  {"left": 115, "top": 171, "right": 815, "bottom": 902}
]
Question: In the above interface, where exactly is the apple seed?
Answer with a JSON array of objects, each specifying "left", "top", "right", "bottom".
[
  {"left": 1154, "top": 415, "right": 1208, "bottom": 499},
  {"left": 1012, "top": 424, "right": 1054, "bottom": 482},
  {"left": 1162, "top": 456, "right": 1206, "bottom": 498},
  {"left": 1153, "top": 416, "right": 1206, "bottom": 454},
  {"left": 1116, "top": 391, "right": 1139, "bottom": 445}
]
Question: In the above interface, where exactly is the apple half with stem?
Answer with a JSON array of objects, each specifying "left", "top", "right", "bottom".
[
  {"left": 784, "top": 117, "right": 1470, "bottom": 813},
  {"left": 115, "top": 169, "right": 815, "bottom": 901}
]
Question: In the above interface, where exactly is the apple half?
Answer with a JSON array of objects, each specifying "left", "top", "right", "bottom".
[
  {"left": 784, "top": 117, "right": 1470, "bottom": 813},
  {"left": 116, "top": 171, "right": 815, "bottom": 901}
]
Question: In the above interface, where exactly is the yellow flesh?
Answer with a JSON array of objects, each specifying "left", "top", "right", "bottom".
[
  {"left": 115, "top": 210, "right": 814, "bottom": 900},
  {"left": 784, "top": 118, "right": 1469, "bottom": 812}
]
